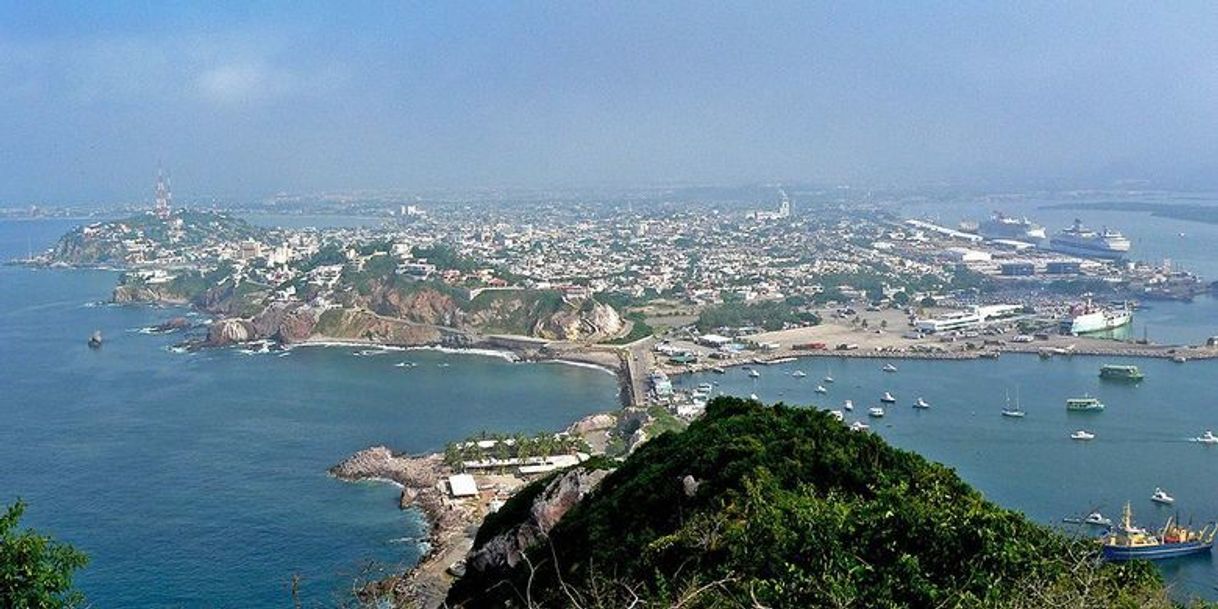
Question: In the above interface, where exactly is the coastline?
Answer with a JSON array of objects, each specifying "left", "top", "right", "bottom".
[{"left": 329, "top": 407, "right": 622, "bottom": 609}]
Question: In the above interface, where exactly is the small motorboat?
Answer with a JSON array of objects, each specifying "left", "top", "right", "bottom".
[
  {"left": 88, "top": 330, "right": 103, "bottom": 349},
  {"left": 1193, "top": 430, "right": 1218, "bottom": 444},
  {"left": 749, "top": 393, "right": 759, "bottom": 401},
  {"left": 843, "top": 399, "right": 854, "bottom": 412},
  {"left": 913, "top": 397, "right": 930, "bottom": 409},
  {"left": 712, "top": 366, "right": 727, "bottom": 374},
  {"left": 1085, "top": 512, "right": 1113, "bottom": 527},
  {"left": 1151, "top": 488, "right": 1175, "bottom": 505},
  {"left": 748, "top": 368, "right": 760, "bottom": 378},
  {"left": 815, "top": 385, "right": 828, "bottom": 394},
  {"left": 829, "top": 410, "right": 845, "bottom": 421},
  {"left": 1071, "top": 430, "right": 1096, "bottom": 441},
  {"left": 823, "top": 375, "right": 835, "bottom": 383},
  {"left": 792, "top": 370, "right": 807, "bottom": 378},
  {"left": 849, "top": 421, "right": 870, "bottom": 432},
  {"left": 1063, "top": 511, "right": 1113, "bottom": 527},
  {"left": 868, "top": 407, "right": 885, "bottom": 418},
  {"left": 882, "top": 363, "right": 898, "bottom": 373},
  {"left": 880, "top": 392, "right": 896, "bottom": 403}
]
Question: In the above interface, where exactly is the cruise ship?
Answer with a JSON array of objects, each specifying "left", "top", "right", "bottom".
[
  {"left": 977, "top": 212, "right": 1046, "bottom": 241},
  {"left": 1059, "top": 301, "right": 1132, "bottom": 335},
  {"left": 1048, "top": 219, "right": 1131, "bottom": 259}
]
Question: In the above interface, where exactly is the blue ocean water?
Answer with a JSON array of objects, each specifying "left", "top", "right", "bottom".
[
  {"left": 5, "top": 213, "right": 1218, "bottom": 605},
  {"left": 680, "top": 355, "right": 1218, "bottom": 599},
  {"left": 0, "top": 219, "right": 621, "bottom": 608}
]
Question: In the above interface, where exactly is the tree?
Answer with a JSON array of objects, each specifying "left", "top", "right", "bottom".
[{"left": 1, "top": 500, "right": 89, "bottom": 609}]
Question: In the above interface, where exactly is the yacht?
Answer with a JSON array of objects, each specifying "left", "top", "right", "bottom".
[
  {"left": 849, "top": 421, "right": 870, "bottom": 432},
  {"left": 792, "top": 370, "right": 807, "bottom": 378},
  {"left": 1151, "top": 488, "right": 1175, "bottom": 505},
  {"left": 748, "top": 368, "right": 760, "bottom": 379},
  {"left": 868, "top": 407, "right": 885, "bottom": 418},
  {"left": 913, "top": 397, "right": 930, "bottom": 409},
  {"left": 880, "top": 392, "right": 896, "bottom": 403},
  {"left": 1085, "top": 512, "right": 1113, "bottom": 527},
  {"left": 882, "top": 363, "right": 898, "bottom": 373},
  {"left": 1193, "top": 430, "right": 1218, "bottom": 444},
  {"left": 1070, "top": 430, "right": 1096, "bottom": 441},
  {"left": 843, "top": 399, "right": 854, "bottom": 412},
  {"left": 1001, "top": 389, "right": 1026, "bottom": 418},
  {"left": 1063, "top": 511, "right": 1114, "bottom": 527},
  {"left": 815, "top": 385, "right": 828, "bottom": 394}
]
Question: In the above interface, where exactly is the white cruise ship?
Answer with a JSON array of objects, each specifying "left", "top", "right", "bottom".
[
  {"left": 977, "top": 212, "right": 1046, "bottom": 241},
  {"left": 1048, "top": 219, "right": 1131, "bottom": 259}
]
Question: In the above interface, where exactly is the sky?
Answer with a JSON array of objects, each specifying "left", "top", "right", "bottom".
[{"left": 2, "top": 2, "right": 1218, "bottom": 204}]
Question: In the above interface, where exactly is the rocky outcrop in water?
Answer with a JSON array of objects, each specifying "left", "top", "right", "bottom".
[
  {"left": 250, "top": 303, "right": 318, "bottom": 344},
  {"left": 205, "top": 318, "right": 256, "bottom": 347},
  {"left": 465, "top": 465, "right": 610, "bottom": 574},
  {"left": 154, "top": 317, "right": 191, "bottom": 332}
]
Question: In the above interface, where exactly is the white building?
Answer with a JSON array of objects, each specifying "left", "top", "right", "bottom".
[{"left": 447, "top": 474, "right": 478, "bottom": 498}]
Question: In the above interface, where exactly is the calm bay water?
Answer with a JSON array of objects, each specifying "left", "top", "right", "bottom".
[
  {"left": 678, "top": 355, "right": 1218, "bottom": 599},
  {"left": 5, "top": 215, "right": 1218, "bottom": 604},
  {"left": 0, "top": 220, "right": 620, "bottom": 607}
]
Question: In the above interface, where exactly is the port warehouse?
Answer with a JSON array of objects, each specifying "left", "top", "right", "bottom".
[{"left": 913, "top": 304, "right": 1024, "bottom": 334}]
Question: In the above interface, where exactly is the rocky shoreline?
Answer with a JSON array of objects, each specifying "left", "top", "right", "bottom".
[{"left": 328, "top": 409, "right": 624, "bottom": 609}]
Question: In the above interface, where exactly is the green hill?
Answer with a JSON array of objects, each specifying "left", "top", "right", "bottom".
[{"left": 448, "top": 397, "right": 1192, "bottom": 609}]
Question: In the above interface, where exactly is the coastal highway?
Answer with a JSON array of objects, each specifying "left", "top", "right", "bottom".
[{"left": 624, "top": 338, "right": 655, "bottom": 407}]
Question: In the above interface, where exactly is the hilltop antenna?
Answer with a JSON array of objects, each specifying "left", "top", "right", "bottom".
[{"left": 154, "top": 164, "right": 172, "bottom": 220}]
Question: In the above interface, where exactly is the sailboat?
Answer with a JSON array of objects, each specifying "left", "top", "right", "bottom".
[
  {"left": 823, "top": 363, "right": 835, "bottom": 384},
  {"left": 1001, "top": 388, "right": 1026, "bottom": 418}
]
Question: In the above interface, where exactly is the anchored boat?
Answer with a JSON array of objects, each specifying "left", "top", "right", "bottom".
[
  {"left": 1101, "top": 503, "right": 1215, "bottom": 561},
  {"left": 1100, "top": 364, "right": 1144, "bottom": 382},
  {"left": 1066, "top": 396, "right": 1105, "bottom": 412}
]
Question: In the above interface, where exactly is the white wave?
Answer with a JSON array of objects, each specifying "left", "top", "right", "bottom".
[
  {"left": 405, "top": 345, "right": 519, "bottom": 362},
  {"left": 541, "top": 359, "right": 617, "bottom": 375}
]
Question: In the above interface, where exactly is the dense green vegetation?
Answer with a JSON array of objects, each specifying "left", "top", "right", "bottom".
[
  {"left": 696, "top": 300, "right": 820, "bottom": 332},
  {"left": 1, "top": 501, "right": 88, "bottom": 609},
  {"left": 441, "top": 431, "right": 591, "bottom": 472},
  {"left": 449, "top": 397, "right": 1192, "bottom": 609}
]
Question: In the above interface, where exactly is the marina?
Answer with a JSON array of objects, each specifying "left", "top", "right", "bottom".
[{"left": 672, "top": 352, "right": 1218, "bottom": 598}]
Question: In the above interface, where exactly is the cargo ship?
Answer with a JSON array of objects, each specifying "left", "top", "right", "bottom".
[
  {"left": 1101, "top": 503, "right": 1216, "bottom": 561},
  {"left": 1048, "top": 219, "right": 1131, "bottom": 259},
  {"left": 977, "top": 211, "right": 1046, "bottom": 241},
  {"left": 1059, "top": 301, "right": 1132, "bottom": 335}
]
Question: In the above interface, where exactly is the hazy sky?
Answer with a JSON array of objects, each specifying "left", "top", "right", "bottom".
[{"left": 3, "top": 2, "right": 1218, "bottom": 204}]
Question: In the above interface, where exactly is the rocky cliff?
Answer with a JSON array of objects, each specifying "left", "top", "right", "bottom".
[{"left": 463, "top": 466, "right": 610, "bottom": 576}]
